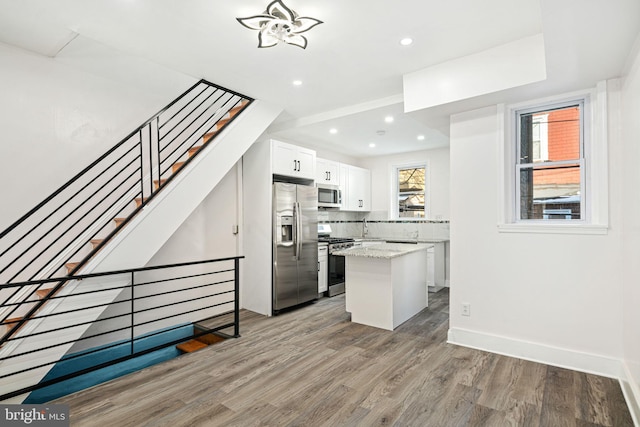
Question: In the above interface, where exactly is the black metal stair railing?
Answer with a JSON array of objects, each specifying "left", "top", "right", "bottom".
[
  {"left": 0, "top": 79, "right": 253, "bottom": 345},
  {"left": 0, "top": 256, "right": 242, "bottom": 402}
]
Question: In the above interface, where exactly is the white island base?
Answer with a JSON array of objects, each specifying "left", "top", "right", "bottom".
[{"left": 342, "top": 245, "right": 429, "bottom": 331}]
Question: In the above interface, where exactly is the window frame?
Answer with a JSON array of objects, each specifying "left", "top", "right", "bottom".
[
  {"left": 514, "top": 99, "right": 586, "bottom": 223},
  {"left": 497, "top": 83, "right": 609, "bottom": 235},
  {"left": 391, "top": 162, "right": 429, "bottom": 220}
]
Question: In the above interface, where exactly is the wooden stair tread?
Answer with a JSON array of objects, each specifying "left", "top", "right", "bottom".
[
  {"left": 153, "top": 179, "right": 167, "bottom": 190},
  {"left": 194, "top": 333, "right": 226, "bottom": 345},
  {"left": 172, "top": 161, "right": 185, "bottom": 174},
  {"left": 216, "top": 118, "right": 230, "bottom": 129},
  {"left": 203, "top": 129, "right": 219, "bottom": 141},
  {"left": 176, "top": 339, "right": 208, "bottom": 353},
  {"left": 2, "top": 317, "right": 24, "bottom": 341},
  {"left": 35, "top": 288, "right": 54, "bottom": 299},
  {"left": 135, "top": 197, "right": 143, "bottom": 207},
  {"left": 188, "top": 146, "right": 201, "bottom": 157},
  {"left": 65, "top": 262, "right": 80, "bottom": 273},
  {"left": 90, "top": 239, "right": 103, "bottom": 248},
  {"left": 114, "top": 217, "right": 127, "bottom": 226}
]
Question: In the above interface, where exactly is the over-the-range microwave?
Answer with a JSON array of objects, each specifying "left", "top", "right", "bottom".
[{"left": 317, "top": 184, "right": 341, "bottom": 208}]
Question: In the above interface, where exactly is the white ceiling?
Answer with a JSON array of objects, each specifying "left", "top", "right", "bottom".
[{"left": 0, "top": 0, "right": 638, "bottom": 158}]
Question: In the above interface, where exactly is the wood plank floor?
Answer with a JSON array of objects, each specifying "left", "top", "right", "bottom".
[{"left": 54, "top": 289, "right": 633, "bottom": 426}]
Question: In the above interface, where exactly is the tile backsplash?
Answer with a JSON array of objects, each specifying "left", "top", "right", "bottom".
[{"left": 318, "top": 210, "right": 449, "bottom": 241}]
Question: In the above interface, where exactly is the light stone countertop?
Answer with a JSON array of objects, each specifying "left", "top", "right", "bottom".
[
  {"left": 345, "top": 237, "right": 449, "bottom": 244},
  {"left": 332, "top": 242, "right": 433, "bottom": 259}
]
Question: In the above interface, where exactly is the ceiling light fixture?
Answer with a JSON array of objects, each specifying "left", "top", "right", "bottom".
[
  {"left": 329, "top": 128, "right": 338, "bottom": 134},
  {"left": 369, "top": 143, "right": 376, "bottom": 148},
  {"left": 384, "top": 116, "right": 394, "bottom": 123},
  {"left": 292, "top": 80, "right": 302, "bottom": 86},
  {"left": 400, "top": 37, "right": 413, "bottom": 46},
  {"left": 237, "top": 0, "right": 323, "bottom": 49},
  {"left": 417, "top": 135, "right": 425, "bottom": 140}
]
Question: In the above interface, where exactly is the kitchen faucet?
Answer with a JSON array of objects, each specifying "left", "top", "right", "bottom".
[{"left": 362, "top": 218, "right": 369, "bottom": 237}]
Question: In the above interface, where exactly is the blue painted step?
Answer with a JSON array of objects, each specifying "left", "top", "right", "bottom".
[{"left": 25, "top": 323, "right": 194, "bottom": 404}]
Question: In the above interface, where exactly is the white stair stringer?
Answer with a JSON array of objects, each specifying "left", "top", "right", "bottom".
[{"left": 0, "top": 99, "right": 282, "bottom": 403}]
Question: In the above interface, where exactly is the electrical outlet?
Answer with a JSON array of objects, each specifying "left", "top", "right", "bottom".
[{"left": 461, "top": 303, "right": 471, "bottom": 317}]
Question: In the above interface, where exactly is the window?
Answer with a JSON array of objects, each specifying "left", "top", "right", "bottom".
[
  {"left": 499, "top": 83, "right": 609, "bottom": 234},
  {"left": 394, "top": 164, "right": 426, "bottom": 219},
  {"left": 516, "top": 100, "right": 584, "bottom": 221}
]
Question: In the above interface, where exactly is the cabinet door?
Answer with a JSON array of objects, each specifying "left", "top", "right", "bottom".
[
  {"left": 296, "top": 146, "right": 316, "bottom": 180},
  {"left": 326, "top": 160, "right": 340, "bottom": 185},
  {"left": 272, "top": 141, "right": 316, "bottom": 180},
  {"left": 272, "top": 141, "right": 298, "bottom": 177},
  {"left": 316, "top": 158, "right": 340, "bottom": 185},
  {"left": 316, "top": 158, "right": 329, "bottom": 183},
  {"left": 339, "top": 164, "right": 351, "bottom": 210},
  {"left": 318, "top": 246, "right": 328, "bottom": 293},
  {"left": 348, "top": 166, "right": 371, "bottom": 211}
]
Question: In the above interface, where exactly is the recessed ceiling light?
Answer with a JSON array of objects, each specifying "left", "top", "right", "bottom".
[
  {"left": 384, "top": 116, "right": 394, "bottom": 123},
  {"left": 400, "top": 38, "right": 413, "bottom": 46},
  {"left": 417, "top": 134, "right": 425, "bottom": 140},
  {"left": 329, "top": 128, "right": 338, "bottom": 134},
  {"left": 369, "top": 143, "right": 376, "bottom": 148},
  {"left": 292, "top": 80, "right": 302, "bottom": 86}
]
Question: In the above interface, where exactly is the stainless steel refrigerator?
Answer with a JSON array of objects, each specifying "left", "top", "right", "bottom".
[{"left": 273, "top": 182, "right": 318, "bottom": 313}]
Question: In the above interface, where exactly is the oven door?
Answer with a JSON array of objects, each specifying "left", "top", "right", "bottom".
[{"left": 327, "top": 252, "right": 346, "bottom": 296}]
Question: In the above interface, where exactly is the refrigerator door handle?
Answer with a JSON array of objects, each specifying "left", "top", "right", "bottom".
[
  {"left": 292, "top": 202, "right": 297, "bottom": 259},
  {"left": 294, "top": 201, "right": 302, "bottom": 260}
]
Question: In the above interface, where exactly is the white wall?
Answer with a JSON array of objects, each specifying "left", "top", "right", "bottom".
[
  {"left": 147, "top": 164, "right": 240, "bottom": 265},
  {"left": 621, "top": 36, "right": 640, "bottom": 419},
  {"left": 448, "top": 98, "right": 625, "bottom": 377},
  {"left": 360, "top": 148, "right": 450, "bottom": 220},
  {"left": 0, "top": 37, "right": 194, "bottom": 231}
]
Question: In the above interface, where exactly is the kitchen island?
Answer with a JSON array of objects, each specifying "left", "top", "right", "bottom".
[{"left": 332, "top": 243, "right": 432, "bottom": 331}]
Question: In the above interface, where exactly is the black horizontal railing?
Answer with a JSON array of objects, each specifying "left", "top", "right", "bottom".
[
  {"left": 0, "top": 80, "right": 252, "bottom": 346},
  {"left": 0, "top": 256, "right": 242, "bottom": 402}
]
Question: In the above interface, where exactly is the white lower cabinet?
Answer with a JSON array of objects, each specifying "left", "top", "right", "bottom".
[{"left": 318, "top": 244, "right": 328, "bottom": 293}]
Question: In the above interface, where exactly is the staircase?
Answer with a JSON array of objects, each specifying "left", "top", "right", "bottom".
[
  {"left": 176, "top": 325, "right": 226, "bottom": 354},
  {"left": 0, "top": 79, "right": 282, "bottom": 402}
]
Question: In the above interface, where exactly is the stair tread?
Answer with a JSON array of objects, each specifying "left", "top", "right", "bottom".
[
  {"left": 35, "top": 288, "right": 53, "bottom": 299},
  {"left": 176, "top": 339, "right": 208, "bottom": 353},
  {"left": 194, "top": 332, "right": 226, "bottom": 345},
  {"left": 66, "top": 262, "right": 80, "bottom": 272},
  {"left": 188, "top": 146, "right": 201, "bottom": 157},
  {"left": 172, "top": 161, "right": 185, "bottom": 173},
  {"left": 153, "top": 179, "right": 167, "bottom": 190}
]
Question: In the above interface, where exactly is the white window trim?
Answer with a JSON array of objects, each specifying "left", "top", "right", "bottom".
[
  {"left": 389, "top": 161, "right": 430, "bottom": 220},
  {"left": 497, "top": 81, "right": 609, "bottom": 234}
]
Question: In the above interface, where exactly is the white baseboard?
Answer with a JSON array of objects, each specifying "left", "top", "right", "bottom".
[
  {"left": 447, "top": 327, "right": 621, "bottom": 378},
  {"left": 620, "top": 362, "right": 640, "bottom": 427}
]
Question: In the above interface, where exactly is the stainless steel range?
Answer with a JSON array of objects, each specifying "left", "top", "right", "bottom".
[{"left": 318, "top": 228, "right": 354, "bottom": 297}]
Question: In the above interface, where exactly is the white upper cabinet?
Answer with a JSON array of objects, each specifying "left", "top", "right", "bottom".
[
  {"left": 272, "top": 140, "right": 316, "bottom": 180},
  {"left": 340, "top": 164, "right": 371, "bottom": 211},
  {"left": 316, "top": 158, "right": 340, "bottom": 186}
]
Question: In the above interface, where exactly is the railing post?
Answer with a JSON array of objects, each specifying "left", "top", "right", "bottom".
[
  {"left": 156, "top": 119, "right": 161, "bottom": 189},
  {"left": 130, "top": 271, "right": 135, "bottom": 355},
  {"left": 234, "top": 257, "right": 240, "bottom": 338},
  {"left": 147, "top": 124, "right": 153, "bottom": 198},
  {"left": 139, "top": 129, "right": 144, "bottom": 203}
]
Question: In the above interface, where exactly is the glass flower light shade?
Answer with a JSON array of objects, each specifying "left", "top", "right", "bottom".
[{"left": 237, "top": 0, "right": 323, "bottom": 49}]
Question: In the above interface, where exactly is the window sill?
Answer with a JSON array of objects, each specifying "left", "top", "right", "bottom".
[{"left": 497, "top": 223, "right": 608, "bottom": 235}]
